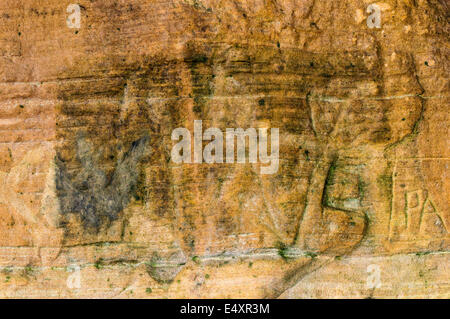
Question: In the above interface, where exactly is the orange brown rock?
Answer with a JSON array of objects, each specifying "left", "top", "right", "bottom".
[{"left": 0, "top": 0, "right": 448, "bottom": 298}]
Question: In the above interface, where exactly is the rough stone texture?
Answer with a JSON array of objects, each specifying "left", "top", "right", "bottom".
[{"left": 0, "top": 0, "right": 448, "bottom": 298}]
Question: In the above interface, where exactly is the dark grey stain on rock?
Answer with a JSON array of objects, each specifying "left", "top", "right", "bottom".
[{"left": 55, "top": 134, "right": 149, "bottom": 231}]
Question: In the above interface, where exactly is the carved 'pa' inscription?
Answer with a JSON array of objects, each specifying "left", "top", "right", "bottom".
[
  {"left": 404, "top": 190, "right": 446, "bottom": 235},
  {"left": 389, "top": 159, "right": 448, "bottom": 247},
  {"left": 390, "top": 188, "right": 448, "bottom": 241}
]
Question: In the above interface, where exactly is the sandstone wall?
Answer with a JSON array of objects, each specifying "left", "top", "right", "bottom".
[{"left": 0, "top": 0, "right": 448, "bottom": 298}]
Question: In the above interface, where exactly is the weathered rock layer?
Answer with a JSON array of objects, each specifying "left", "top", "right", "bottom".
[{"left": 0, "top": 0, "right": 448, "bottom": 298}]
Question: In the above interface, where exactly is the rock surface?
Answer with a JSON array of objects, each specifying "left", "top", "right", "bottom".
[{"left": 0, "top": 0, "right": 448, "bottom": 298}]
